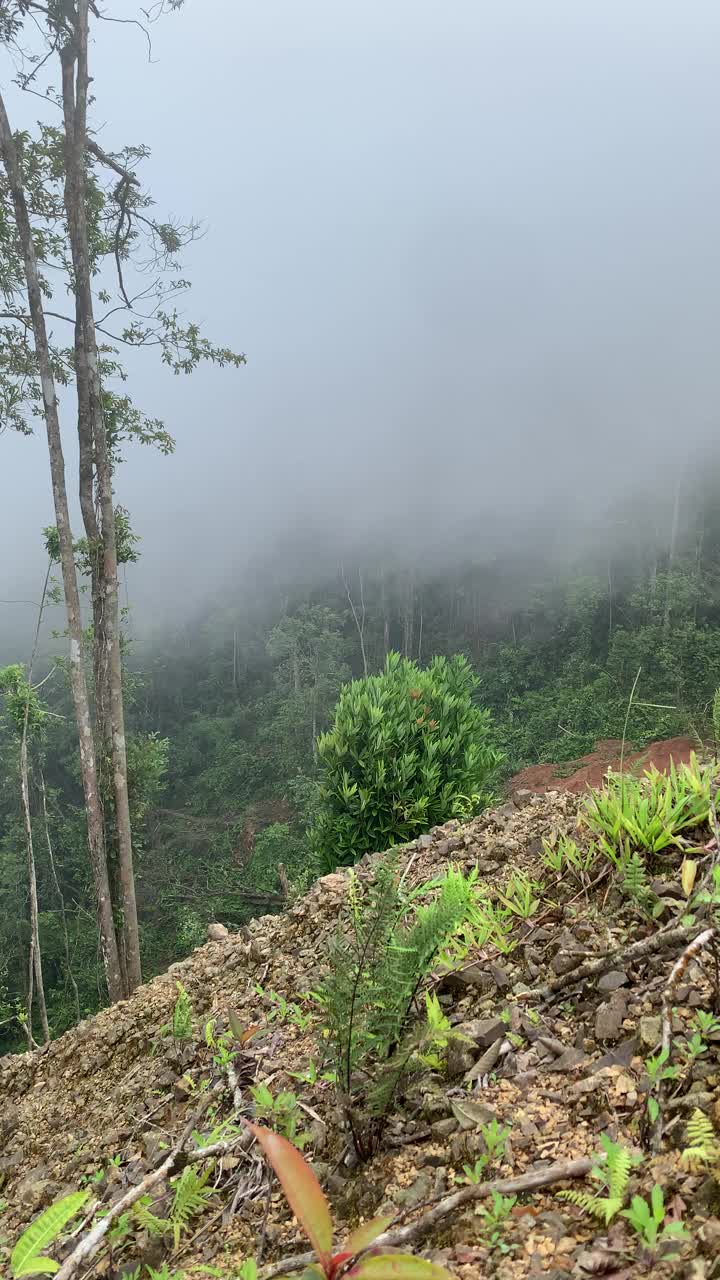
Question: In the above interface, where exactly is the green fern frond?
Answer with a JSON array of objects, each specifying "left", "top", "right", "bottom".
[
  {"left": 681, "top": 1109, "right": 719, "bottom": 1167},
  {"left": 557, "top": 1190, "right": 605, "bottom": 1219},
  {"left": 169, "top": 1164, "right": 215, "bottom": 1246},
  {"left": 600, "top": 1135, "right": 633, "bottom": 1201}
]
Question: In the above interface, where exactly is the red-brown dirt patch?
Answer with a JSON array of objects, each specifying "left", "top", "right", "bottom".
[{"left": 509, "top": 736, "right": 700, "bottom": 794}]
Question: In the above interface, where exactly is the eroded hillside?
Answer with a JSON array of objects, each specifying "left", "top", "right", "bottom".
[{"left": 2, "top": 786, "right": 720, "bottom": 1280}]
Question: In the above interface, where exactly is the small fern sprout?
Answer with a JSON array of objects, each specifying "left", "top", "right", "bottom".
[
  {"left": 681, "top": 1109, "right": 719, "bottom": 1168},
  {"left": 558, "top": 1134, "right": 639, "bottom": 1226},
  {"left": 171, "top": 982, "right": 193, "bottom": 1041}
]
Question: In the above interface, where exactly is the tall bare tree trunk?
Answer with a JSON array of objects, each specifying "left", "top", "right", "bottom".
[
  {"left": 20, "top": 726, "right": 49, "bottom": 1044},
  {"left": 61, "top": 7, "right": 141, "bottom": 992},
  {"left": 663, "top": 478, "right": 681, "bottom": 642},
  {"left": 0, "top": 91, "right": 125, "bottom": 1003},
  {"left": 39, "top": 768, "right": 82, "bottom": 1025}
]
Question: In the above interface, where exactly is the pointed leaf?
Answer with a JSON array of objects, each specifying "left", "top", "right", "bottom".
[
  {"left": 248, "top": 1124, "right": 333, "bottom": 1264},
  {"left": 11, "top": 1193, "right": 88, "bottom": 1278},
  {"left": 349, "top": 1256, "right": 454, "bottom": 1279},
  {"left": 347, "top": 1216, "right": 394, "bottom": 1253},
  {"left": 681, "top": 858, "right": 698, "bottom": 897},
  {"left": 14, "top": 1261, "right": 60, "bottom": 1277}
]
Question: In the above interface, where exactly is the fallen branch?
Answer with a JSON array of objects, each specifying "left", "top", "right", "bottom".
[
  {"left": 652, "top": 926, "right": 716, "bottom": 1151},
  {"left": 260, "top": 1156, "right": 593, "bottom": 1278},
  {"left": 55, "top": 1086, "right": 223, "bottom": 1280},
  {"left": 519, "top": 922, "right": 698, "bottom": 1002}
]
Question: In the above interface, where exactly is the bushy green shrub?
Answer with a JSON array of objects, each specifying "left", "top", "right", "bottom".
[{"left": 309, "top": 652, "right": 502, "bottom": 869}]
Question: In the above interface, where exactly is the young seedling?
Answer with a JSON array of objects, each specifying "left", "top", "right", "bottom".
[
  {"left": 474, "top": 1192, "right": 517, "bottom": 1254},
  {"left": 621, "top": 1186, "right": 688, "bottom": 1253},
  {"left": 249, "top": 1124, "right": 452, "bottom": 1278}
]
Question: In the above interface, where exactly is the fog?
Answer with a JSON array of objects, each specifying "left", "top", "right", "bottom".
[{"left": 2, "top": 0, "right": 720, "bottom": 649}]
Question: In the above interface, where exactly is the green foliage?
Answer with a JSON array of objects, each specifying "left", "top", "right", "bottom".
[
  {"left": 456, "top": 1119, "right": 511, "bottom": 1184},
  {"left": 558, "top": 1135, "right": 640, "bottom": 1225},
  {"left": 541, "top": 835, "right": 596, "bottom": 882},
  {"left": 310, "top": 652, "right": 502, "bottom": 869},
  {"left": 135, "top": 1164, "right": 215, "bottom": 1248},
  {"left": 320, "top": 858, "right": 476, "bottom": 1158},
  {"left": 416, "top": 991, "right": 460, "bottom": 1070},
  {"left": 249, "top": 1123, "right": 452, "bottom": 1279},
  {"left": 583, "top": 756, "right": 715, "bottom": 862},
  {"left": 496, "top": 870, "right": 542, "bottom": 919},
  {"left": 10, "top": 1193, "right": 88, "bottom": 1277},
  {"left": 681, "top": 1109, "right": 719, "bottom": 1167},
  {"left": 171, "top": 983, "right": 193, "bottom": 1042},
  {"left": 250, "top": 1083, "right": 311, "bottom": 1148},
  {"left": 474, "top": 1192, "right": 517, "bottom": 1254},
  {"left": 621, "top": 1186, "right": 688, "bottom": 1252}
]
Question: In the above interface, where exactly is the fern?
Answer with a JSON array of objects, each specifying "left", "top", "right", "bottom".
[
  {"left": 10, "top": 1193, "right": 88, "bottom": 1277},
  {"left": 681, "top": 1109, "right": 719, "bottom": 1168},
  {"left": 169, "top": 1165, "right": 215, "bottom": 1246},
  {"left": 135, "top": 1164, "right": 215, "bottom": 1247},
  {"left": 558, "top": 1135, "right": 637, "bottom": 1226},
  {"left": 320, "top": 857, "right": 475, "bottom": 1158},
  {"left": 171, "top": 983, "right": 193, "bottom": 1041}
]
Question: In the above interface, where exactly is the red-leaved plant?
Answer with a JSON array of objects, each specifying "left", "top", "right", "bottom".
[{"left": 249, "top": 1124, "right": 453, "bottom": 1279}]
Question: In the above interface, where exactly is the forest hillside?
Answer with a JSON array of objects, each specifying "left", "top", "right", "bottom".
[{"left": 2, "top": 771, "right": 720, "bottom": 1279}]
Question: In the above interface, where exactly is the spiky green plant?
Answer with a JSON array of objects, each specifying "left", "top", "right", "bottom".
[
  {"left": 583, "top": 755, "right": 716, "bottom": 860},
  {"left": 10, "top": 1193, "right": 88, "bottom": 1277},
  {"left": 320, "top": 858, "right": 476, "bottom": 1158}
]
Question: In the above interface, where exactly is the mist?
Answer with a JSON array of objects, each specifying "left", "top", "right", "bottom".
[{"left": 3, "top": 0, "right": 720, "bottom": 650}]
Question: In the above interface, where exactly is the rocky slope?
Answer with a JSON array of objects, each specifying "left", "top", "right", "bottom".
[{"left": 1, "top": 788, "right": 719, "bottom": 1280}]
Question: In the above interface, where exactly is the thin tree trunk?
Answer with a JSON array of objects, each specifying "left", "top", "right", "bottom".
[
  {"left": 61, "top": 8, "right": 141, "bottom": 992},
  {"left": 19, "top": 725, "right": 49, "bottom": 1043},
  {"left": 39, "top": 768, "right": 81, "bottom": 1024},
  {"left": 342, "top": 565, "right": 368, "bottom": 678},
  {"left": 663, "top": 477, "right": 681, "bottom": 642},
  {"left": 0, "top": 90, "right": 124, "bottom": 1003}
]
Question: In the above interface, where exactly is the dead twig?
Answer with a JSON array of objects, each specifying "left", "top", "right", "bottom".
[
  {"left": 519, "top": 922, "right": 699, "bottom": 1002},
  {"left": 260, "top": 1156, "right": 593, "bottom": 1278},
  {"left": 55, "top": 1087, "right": 222, "bottom": 1280},
  {"left": 651, "top": 926, "right": 715, "bottom": 1151}
]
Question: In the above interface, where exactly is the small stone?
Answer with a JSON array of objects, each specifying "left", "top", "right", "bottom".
[
  {"left": 430, "top": 1118, "right": 459, "bottom": 1139},
  {"left": 595, "top": 991, "right": 627, "bottom": 1043},
  {"left": 395, "top": 1171, "right": 434, "bottom": 1208},
  {"left": 207, "top": 922, "right": 229, "bottom": 940},
  {"left": 456, "top": 1016, "right": 505, "bottom": 1048},
  {"left": 597, "top": 969, "right": 628, "bottom": 992},
  {"left": 639, "top": 1015, "right": 662, "bottom": 1049},
  {"left": 418, "top": 834, "right": 434, "bottom": 848},
  {"left": 489, "top": 963, "right": 511, "bottom": 990},
  {"left": 545, "top": 1046, "right": 587, "bottom": 1072},
  {"left": 550, "top": 951, "right": 582, "bottom": 977},
  {"left": 512, "top": 789, "right": 534, "bottom": 808}
]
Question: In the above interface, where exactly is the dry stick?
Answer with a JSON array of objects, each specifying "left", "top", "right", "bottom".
[
  {"left": 54, "top": 1087, "right": 223, "bottom": 1280},
  {"left": 260, "top": 1157, "right": 593, "bottom": 1279},
  {"left": 518, "top": 921, "right": 698, "bottom": 1002},
  {"left": 651, "top": 925, "right": 716, "bottom": 1152}
]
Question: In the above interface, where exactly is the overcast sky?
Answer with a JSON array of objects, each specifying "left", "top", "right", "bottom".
[{"left": 2, "top": 0, "right": 720, "bottom": 645}]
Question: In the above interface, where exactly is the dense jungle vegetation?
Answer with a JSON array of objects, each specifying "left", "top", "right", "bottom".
[{"left": 3, "top": 472, "right": 720, "bottom": 1051}]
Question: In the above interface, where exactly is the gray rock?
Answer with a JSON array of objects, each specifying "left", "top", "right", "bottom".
[
  {"left": 489, "top": 963, "right": 511, "bottom": 990},
  {"left": 595, "top": 991, "right": 627, "bottom": 1043},
  {"left": 512, "top": 789, "right": 534, "bottom": 808},
  {"left": 639, "top": 1015, "right": 662, "bottom": 1049},
  {"left": 545, "top": 1046, "right": 587, "bottom": 1072},
  {"left": 418, "top": 834, "right": 434, "bottom": 848},
  {"left": 597, "top": 969, "right": 628, "bottom": 992},
  {"left": 550, "top": 951, "right": 582, "bottom": 977},
  {"left": 430, "top": 1117, "right": 459, "bottom": 1139},
  {"left": 395, "top": 1171, "right": 434, "bottom": 1208},
  {"left": 456, "top": 1016, "right": 505, "bottom": 1048}
]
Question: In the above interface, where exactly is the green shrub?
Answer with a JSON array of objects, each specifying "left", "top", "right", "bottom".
[
  {"left": 309, "top": 652, "right": 502, "bottom": 869},
  {"left": 319, "top": 857, "right": 476, "bottom": 1159}
]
